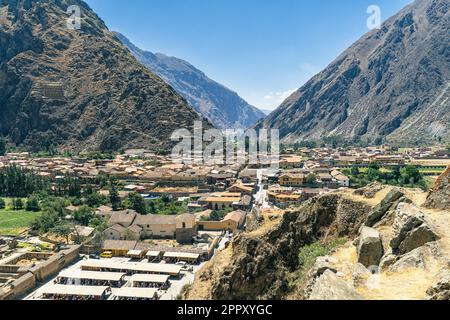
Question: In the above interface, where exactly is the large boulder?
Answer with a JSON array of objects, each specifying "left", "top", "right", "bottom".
[
  {"left": 389, "top": 242, "right": 441, "bottom": 273},
  {"left": 379, "top": 252, "right": 397, "bottom": 271},
  {"left": 309, "top": 270, "right": 363, "bottom": 300},
  {"left": 357, "top": 227, "right": 384, "bottom": 268},
  {"left": 390, "top": 203, "right": 439, "bottom": 255},
  {"left": 303, "top": 256, "right": 339, "bottom": 298},
  {"left": 309, "top": 256, "right": 338, "bottom": 277},
  {"left": 365, "top": 188, "right": 404, "bottom": 227},
  {"left": 389, "top": 247, "right": 426, "bottom": 272},
  {"left": 352, "top": 263, "right": 372, "bottom": 287}
]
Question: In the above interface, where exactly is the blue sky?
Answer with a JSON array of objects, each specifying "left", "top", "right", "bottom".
[{"left": 85, "top": 0, "right": 412, "bottom": 110}]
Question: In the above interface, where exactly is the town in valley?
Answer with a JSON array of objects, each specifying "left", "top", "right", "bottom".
[{"left": 0, "top": 143, "right": 448, "bottom": 300}]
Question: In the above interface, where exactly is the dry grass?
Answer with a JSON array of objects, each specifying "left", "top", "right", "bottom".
[
  {"left": 335, "top": 186, "right": 394, "bottom": 207},
  {"left": 247, "top": 207, "right": 284, "bottom": 238},
  {"left": 185, "top": 246, "right": 233, "bottom": 300},
  {"left": 356, "top": 262, "right": 443, "bottom": 300}
]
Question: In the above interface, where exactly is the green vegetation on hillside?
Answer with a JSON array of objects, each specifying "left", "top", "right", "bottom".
[
  {"left": 286, "top": 238, "right": 347, "bottom": 292},
  {"left": 298, "top": 239, "right": 347, "bottom": 275}
]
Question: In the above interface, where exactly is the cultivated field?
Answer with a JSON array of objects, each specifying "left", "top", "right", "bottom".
[{"left": 0, "top": 209, "right": 40, "bottom": 236}]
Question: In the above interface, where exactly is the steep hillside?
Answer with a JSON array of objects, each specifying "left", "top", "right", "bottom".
[
  {"left": 256, "top": 0, "right": 450, "bottom": 146},
  {"left": 115, "top": 32, "right": 265, "bottom": 130},
  {"left": 0, "top": 0, "right": 210, "bottom": 152}
]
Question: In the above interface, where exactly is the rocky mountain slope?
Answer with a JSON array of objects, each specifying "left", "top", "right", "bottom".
[
  {"left": 185, "top": 186, "right": 450, "bottom": 300},
  {"left": 0, "top": 0, "right": 210, "bottom": 152},
  {"left": 256, "top": 0, "right": 450, "bottom": 146},
  {"left": 115, "top": 32, "right": 265, "bottom": 130}
]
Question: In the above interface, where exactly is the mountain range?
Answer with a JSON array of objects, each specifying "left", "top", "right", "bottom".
[
  {"left": 256, "top": 0, "right": 449, "bottom": 146},
  {"left": 0, "top": 0, "right": 448, "bottom": 153},
  {"left": 115, "top": 32, "right": 265, "bottom": 130},
  {"left": 0, "top": 0, "right": 210, "bottom": 153}
]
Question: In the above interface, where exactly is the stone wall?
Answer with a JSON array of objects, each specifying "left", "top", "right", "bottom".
[
  {"left": 0, "top": 245, "right": 82, "bottom": 300},
  {"left": 176, "top": 228, "right": 195, "bottom": 244}
]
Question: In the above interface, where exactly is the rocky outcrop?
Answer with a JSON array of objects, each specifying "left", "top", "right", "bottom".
[
  {"left": 332, "top": 198, "right": 372, "bottom": 237},
  {"left": 352, "top": 263, "right": 373, "bottom": 287},
  {"left": 357, "top": 227, "right": 384, "bottom": 268},
  {"left": 365, "top": 188, "right": 405, "bottom": 227},
  {"left": 389, "top": 245, "right": 431, "bottom": 272},
  {"left": 424, "top": 165, "right": 450, "bottom": 210},
  {"left": 302, "top": 256, "right": 339, "bottom": 298},
  {"left": 379, "top": 253, "right": 398, "bottom": 271},
  {"left": 308, "top": 270, "right": 363, "bottom": 300},
  {"left": 354, "top": 182, "right": 383, "bottom": 198},
  {"left": 390, "top": 203, "right": 439, "bottom": 255},
  {"left": 256, "top": 0, "right": 450, "bottom": 146},
  {"left": 210, "top": 194, "right": 370, "bottom": 300},
  {"left": 309, "top": 256, "right": 338, "bottom": 277},
  {"left": 427, "top": 270, "right": 450, "bottom": 300}
]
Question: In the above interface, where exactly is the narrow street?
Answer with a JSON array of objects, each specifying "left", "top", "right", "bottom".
[{"left": 254, "top": 169, "right": 270, "bottom": 209}]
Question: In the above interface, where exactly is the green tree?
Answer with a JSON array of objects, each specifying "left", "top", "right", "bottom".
[
  {"left": 31, "top": 210, "right": 58, "bottom": 233},
  {"left": 89, "top": 218, "right": 107, "bottom": 232},
  {"left": 367, "top": 162, "right": 381, "bottom": 181},
  {"left": 400, "top": 165, "right": 422, "bottom": 185},
  {"left": 26, "top": 196, "right": 41, "bottom": 212},
  {"left": 54, "top": 173, "right": 81, "bottom": 197},
  {"left": 351, "top": 167, "right": 360, "bottom": 176},
  {"left": 85, "top": 191, "right": 106, "bottom": 207},
  {"left": 391, "top": 166, "right": 401, "bottom": 183},
  {"left": 0, "top": 165, "right": 49, "bottom": 197},
  {"left": 109, "top": 178, "right": 121, "bottom": 211},
  {"left": 305, "top": 173, "right": 318, "bottom": 185},
  {"left": 12, "top": 198, "right": 24, "bottom": 210},
  {"left": 147, "top": 201, "right": 157, "bottom": 214},
  {"left": 74, "top": 206, "right": 94, "bottom": 226},
  {"left": 0, "top": 137, "right": 6, "bottom": 156},
  {"left": 51, "top": 221, "right": 74, "bottom": 244},
  {"left": 0, "top": 198, "right": 5, "bottom": 209},
  {"left": 126, "top": 192, "right": 147, "bottom": 214}
]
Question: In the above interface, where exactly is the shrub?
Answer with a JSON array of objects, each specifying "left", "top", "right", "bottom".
[
  {"left": 12, "top": 198, "right": 24, "bottom": 210},
  {"left": 297, "top": 238, "right": 347, "bottom": 280},
  {"left": 26, "top": 197, "right": 41, "bottom": 212}
]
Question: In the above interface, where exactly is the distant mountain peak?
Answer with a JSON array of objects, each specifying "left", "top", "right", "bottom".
[
  {"left": 115, "top": 32, "right": 265, "bottom": 130},
  {"left": 256, "top": 0, "right": 449, "bottom": 146}
]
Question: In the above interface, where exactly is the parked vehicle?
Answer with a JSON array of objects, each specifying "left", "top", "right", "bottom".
[{"left": 100, "top": 251, "right": 113, "bottom": 258}]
